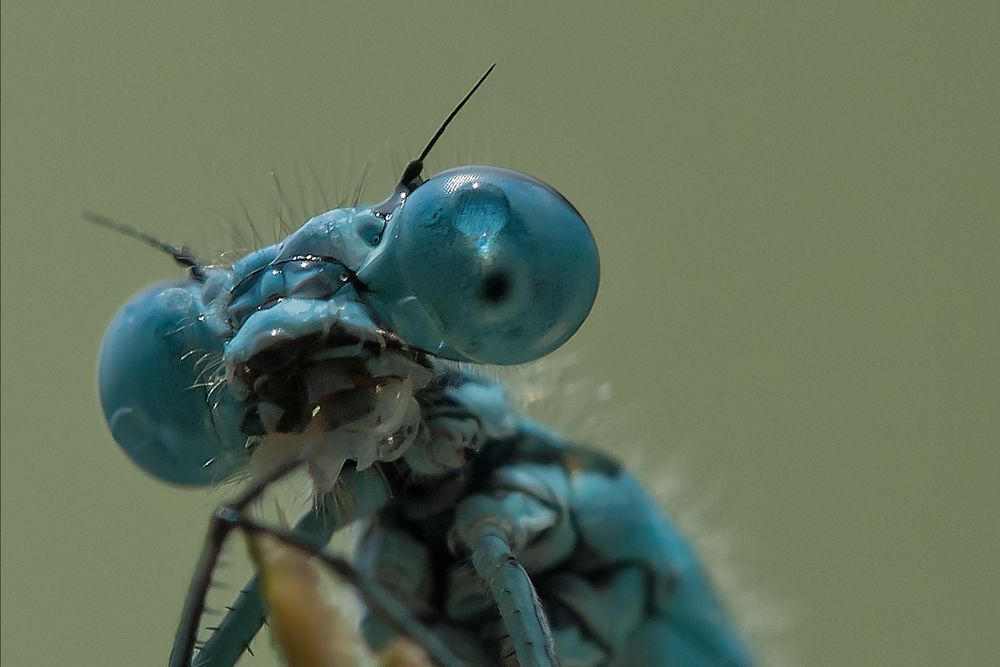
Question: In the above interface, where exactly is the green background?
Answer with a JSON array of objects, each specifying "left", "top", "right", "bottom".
[{"left": 2, "top": 2, "right": 996, "bottom": 665}]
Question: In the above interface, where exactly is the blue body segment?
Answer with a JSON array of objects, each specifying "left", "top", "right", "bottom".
[
  {"left": 358, "top": 417, "right": 754, "bottom": 666},
  {"left": 99, "top": 162, "right": 753, "bottom": 666}
]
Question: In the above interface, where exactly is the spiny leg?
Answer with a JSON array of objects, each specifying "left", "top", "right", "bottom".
[
  {"left": 170, "top": 460, "right": 303, "bottom": 667},
  {"left": 171, "top": 463, "right": 392, "bottom": 667},
  {"left": 221, "top": 512, "right": 466, "bottom": 667},
  {"left": 356, "top": 526, "right": 493, "bottom": 665},
  {"left": 471, "top": 531, "right": 560, "bottom": 667},
  {"left": 451, "top": 488, "right": 567, "bottom": 667},
  {"left": 191, "top": 506, "right": 336, "bottom": 667}
]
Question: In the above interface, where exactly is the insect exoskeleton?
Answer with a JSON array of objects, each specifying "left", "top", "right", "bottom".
[{"left": 97, "top": 66, "right": 753, "bottom": 667}]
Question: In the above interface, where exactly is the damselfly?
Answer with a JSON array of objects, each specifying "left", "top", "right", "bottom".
[{"left": 96, "top": 66, "right": 754, "bottom": 667}]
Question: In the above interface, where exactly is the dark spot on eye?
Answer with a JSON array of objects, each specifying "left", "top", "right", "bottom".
[{"left": 481, "top": 270, "right": 511, "bottom": 304}]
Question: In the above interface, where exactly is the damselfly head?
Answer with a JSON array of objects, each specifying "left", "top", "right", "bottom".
[{"left": 97, "top": 64, "right": 600, "bottom": 490}]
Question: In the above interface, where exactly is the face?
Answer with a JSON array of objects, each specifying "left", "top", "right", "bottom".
[{"left": 98, "top": 165, "right": 599, "bottom": 489}]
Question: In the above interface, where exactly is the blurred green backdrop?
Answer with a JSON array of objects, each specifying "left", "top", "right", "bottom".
[{"left": 2, "top": 2, "right": 997, "bottom": 665}]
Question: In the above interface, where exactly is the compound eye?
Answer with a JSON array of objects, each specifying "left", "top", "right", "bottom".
[
  {"left": 380, "top": 166, "right": 599, "bottom": 364},
  {"left": 99, "top": 283, "right": 247, "bottom": 486}
]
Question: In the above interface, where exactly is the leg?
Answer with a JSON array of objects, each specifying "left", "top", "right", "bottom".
[
  {"left": 450, "top": 481, "right": 572, "bottom": 667},
  {"left": 190, "top": 507, "right": 336, "bottom": 667},
  {"left": 171, "top": 463, "right": 391, "bottom": 667},
  {"left": 221, "top": 513, "right": 466, "bottom": 667},
  {"left": 471, "top": 531, "right": 560, "bottom": 667},
  {"left": 357, "top": 524, "right": 493, "bottom": 665},
  {"left": 170, "top": 460, "right": 302, "bottom": 667}
]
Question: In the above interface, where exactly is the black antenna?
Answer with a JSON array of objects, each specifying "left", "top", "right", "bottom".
[
  {"left": 84, "top": 211, "right": 208, "bottom": 282},
  {"left": 373, "top": 63, "right": 496, "bottom": 218}
]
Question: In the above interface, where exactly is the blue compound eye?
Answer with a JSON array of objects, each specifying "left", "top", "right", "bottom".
[
  {"left": 361, "top": 166, "right": 600, "bottom": 365},
  {"left": 99, "top": 282, "right": 248, "bottom": 486}
]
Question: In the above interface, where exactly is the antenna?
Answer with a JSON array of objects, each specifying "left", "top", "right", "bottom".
[
  {"left": 84, "top": 211, "right": 208, "bottom": 282},
  {"left": 373, "top": 64, "right": 496, "bottom": 217}
]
